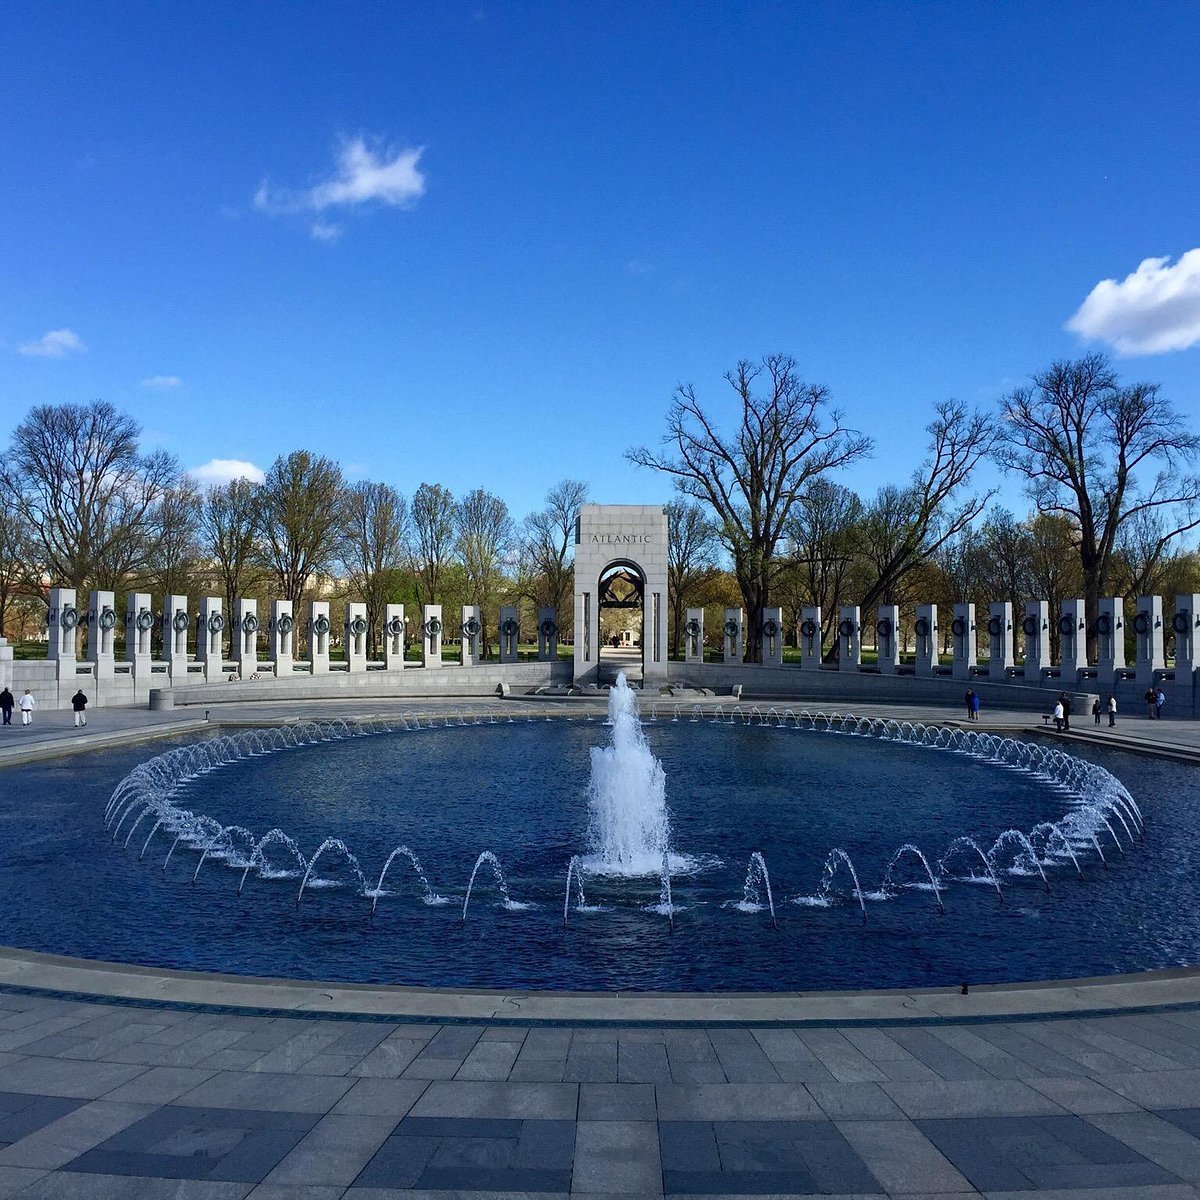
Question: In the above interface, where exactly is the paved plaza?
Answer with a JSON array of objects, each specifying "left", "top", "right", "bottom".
[{"left": 0, "top": 696, "right": 1199, "bottom": 1197}]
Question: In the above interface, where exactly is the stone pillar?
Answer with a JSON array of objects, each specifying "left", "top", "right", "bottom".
[
  {"left": 344, "top": 602, "right": 368, "bottom": 673},
  {"left": 837, "top": 605, "right": 861, "bottom": 672},
  {"left": 799, "top": 606, "right": 821, "bottom": 671},
  {"left": 684, "top": 608, "right": 704, "bottom": 665},
  {"left": 1134, "top": 595, "right": 1165, "bottom": 686},
  {"left": 270, "top": 600, "right": 294, "bottom": 677},
  {"left": 876, "top": 605, "right": 899, "bottom": 674},
  {"left": 950, "top": 603, "right": 975, "bottom": 680},
  {"left": 461, "top": 605, "right": 482, "bottom": 666},
  {"left": 1172, "top": 594, "right": 1200, "bottom": 716},
  {"left": 422, "top": 604, "right": 444, "bottom": 668},
  {"left": 125, "top": 592, "right": 154, "bottom": 673},
  {"left": 722, "top": 608, "right": 743, "bottom": 664},
  {"left": 1058, "top": 599, "right": 1086, "bottom": 681},
  {"left": 987, "top": 602, "right": 1014, "bottom": 680},
  {"left": 1174, "top": 594, "right": 1200, "bottom": 675},
  {"left": 47, "top": 587, "right": 79, "bottom": 665},
  {"left": 162, "top": 594, "right": 190, "bottom": 680},
  {"left": 233, "top": 598, "right": 259, "bottom": 677},
  {"left": 761, "top": 607, "right": 783, "bottom": 667},
  {"left": 1023, "top": 601, "right": 1049, "bottom": 682},
  {"left": 1096, "top": 597, "right": 1125, "bottom": 693},
  {"left": 537, "top": 607, "right": 559, "bottom": 661},
  {"left": 645, "top": 582, "right": 668, "bottom": 687},
  {"left": 88, "top": 590, "right": 117, "bottom": 679},
  {"left": 197, "top": 598, "right": 224, "bottom": 681},
  {"left": 499, "top": 606, "right": 519, "bottom": 664},
  {"left": 914, "top": 604, "right": 938, "bottom": 677},
  {"left": 384, "top": 604, "right": 406, "bottom": 671},
  {"left": 309, "top": 601, "right": 331, "bottom": 674}
]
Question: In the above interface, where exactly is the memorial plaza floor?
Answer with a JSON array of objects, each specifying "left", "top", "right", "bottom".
[{"left": 1, "top": 694, "right": 1200, "bottom": 1199}]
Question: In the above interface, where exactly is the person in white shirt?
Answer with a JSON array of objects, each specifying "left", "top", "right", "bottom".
[{"left": 18, "top": 689, "right": 35, "bottom": 726}]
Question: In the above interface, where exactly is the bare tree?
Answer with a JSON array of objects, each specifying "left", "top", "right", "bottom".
[
  {"left": 0, "top": 500, "right": 33, "bottom": 637},
  {"left": 1026, "top": 513, "right": 1084, "bottom": 661},
  {"left": 257, "top": 451, "right": 346, "bottom": 603},
  {"left": 456, "top": 488, "right": 513, "bottom": 655},
  {"left": 408, "top": 483, "right": 457, "bottom": 608},
  {"left": 521, "top": 479, "right": 589, "bottom": 629},
  {"left": 200, "top": 478, "right": 265, "bottom": 633},
  {"left": 342, "top": 481, "right": 408, "bottom": 655},
  {"left": 145, "top": 478, "right": 203, "bottom": 599},
  {"left": 1, "top": 400, "right": 181, "bottom": 596},
  {"left": 628, "top": 355, "right": 870, "bottom": 660},
  {"left": 856, "top": 400, "right": 996, "bottom": 614},
  {"left": 994, "top": 353, "right": 1200, "bottom": 643},
  {"left": 666, "top": 499, "right": 720, "bottom": 657},
  {"left": 784, "top": 478, "right": 863, "bottom": 648}
]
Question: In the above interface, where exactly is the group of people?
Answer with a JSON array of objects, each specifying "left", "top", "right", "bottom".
[
  {"left": 963, "top": 688, "right": 981, "bottom": 720},
  {"left": 1144, "top": 686, "right": 1167, "bottom": 719},
  {"left": 1090, "top": 695, "right": 1118, "bottom": 727},
  {"left": 0, "top": 688, "right": 89, "bottom": 728}
]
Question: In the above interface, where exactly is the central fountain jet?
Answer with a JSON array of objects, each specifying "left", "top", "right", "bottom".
[{"left": 583, "top": 673, "right": 673, "bottom": 875}]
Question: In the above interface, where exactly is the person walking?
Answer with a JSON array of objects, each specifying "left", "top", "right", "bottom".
[
  {"left": 1144, "top": 687, "right": 1156, "bottom": 718},
  {"left": 1155, "top": 687, "right": 1166, "bottom": 719},
  {"left": 1053, "top": 699, "right": 1064, "bottom": 731},
  {"left": 1060, "top": 692, "right": 1072, "bottom": 732},
  {"left": 1107, "top": 695, "right": 1117, "bottom": 727},
  {"left": 969, "top": 690, "right": 980, "bottom": 721},
  {"left": 0, "top": 687, "right": 12, "bottom": 725},
  {"left": 71, "top": 689, "right": 89, "bottom": 728},
  {"left": 18, "top": 689, "right": 35, "bottom": 726},
  {"left": 1092, "top": 698, "right": 1101, "bottom": 726}
]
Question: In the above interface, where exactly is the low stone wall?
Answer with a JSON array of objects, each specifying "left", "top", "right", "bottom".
[
  {"left": 166, "top": 661, "right": 574, "bottom": 707},
  {"left": 669, "top": 662, "right": 1098, "bottom": 716}
]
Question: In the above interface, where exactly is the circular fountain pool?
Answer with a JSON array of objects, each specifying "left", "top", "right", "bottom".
[{"left": 2, "top": 694, "right": 1199, "bottom": 992}]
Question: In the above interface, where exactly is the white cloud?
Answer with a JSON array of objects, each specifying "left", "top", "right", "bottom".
[
  {"left": 188, "top": 458, "right": 266, "bottom": 487},
  {"left": 1066, "top": 249, "right": 1200, "bottom": 355},
  {"left": 140, "top": 374, "right": 182, "bottom": 388},
  {"left": 254, "top": 136, "right": 426, "bottom": 224},
  {"left": 310, "top": 220, "right": 342, "bottom": 242},
  {"left": 18, "top": 328, "right": 86, "bottom": 358}
]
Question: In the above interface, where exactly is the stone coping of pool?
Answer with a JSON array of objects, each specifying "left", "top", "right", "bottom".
[{"left": 2, "top": 943, "right": 1200, "bottom": 1026}]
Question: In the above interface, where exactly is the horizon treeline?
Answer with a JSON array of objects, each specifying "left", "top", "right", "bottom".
[{"left": 2, "top": 349, "right": 1199, "bottom": 662}]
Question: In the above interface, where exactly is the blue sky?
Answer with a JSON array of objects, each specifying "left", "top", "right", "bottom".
[{"left": 2, "top": 1, "right": 1198, "bottom": 523}]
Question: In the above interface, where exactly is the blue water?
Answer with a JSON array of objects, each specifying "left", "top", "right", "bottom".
[{"left": 1, "top": 719, "right": 1197, "bottom": 991}]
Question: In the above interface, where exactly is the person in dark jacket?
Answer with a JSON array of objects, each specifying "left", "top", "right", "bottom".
[
  {"left": 71, "top": 689, "right": 89, "bottom": 728},
  {"left": 0, "top": 687, "right": 12, "bottom": 725}
]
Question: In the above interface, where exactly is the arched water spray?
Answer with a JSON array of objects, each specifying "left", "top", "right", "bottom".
[
  {"left": 659, "top": 850, "right": 674, "bottom": 932},
  {"left": 813, "top": 849, "right": 868, "bottom": 923},
  {"left": 937, "top": 836, "right": 1003, "bottom": 901},
  {"left": 988, "top": 830, "right": 1051, "bottom": 892},
  {"left": 296, "top": 839, "right": 368, "bottom": 903},
  {"left": 880, "top": 844, "right": 944, "bottom": 913},
  {"left": 563, "top": 855, "right": 587, "bottom": 928},
  {"left": 371, "top": 845, "right": 441, "bottom": 914},
  {"left": 238, "top": 830, "right": 307, "bottom": 895},
  {"left": 462, "top": 851, "right": 513, "bottom": 923},
  {"left": 737, "top": 852, "right": 777, "bottom": 928}
]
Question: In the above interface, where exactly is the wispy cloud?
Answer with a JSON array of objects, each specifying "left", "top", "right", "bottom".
[
  {"left": 140, "top": 374, "right": 182, "bottom": 389},
  {"left": 254, "top": 136, "right": 426, "bottom": 233},
  {"left": 18, "top": 328, "right": 86, "bottom": 358},
  {"left": 625, "top": 259, "right": 654, "bottom": 276},
  {"left": 188, "top": 458, "right": 266, "bottom": 487},
  {"left": 310, "top": 220, "right": 343, "bottom": 242},
  {"left": 1067, "top": 249, "right": 1200, "bottom": 355}
]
